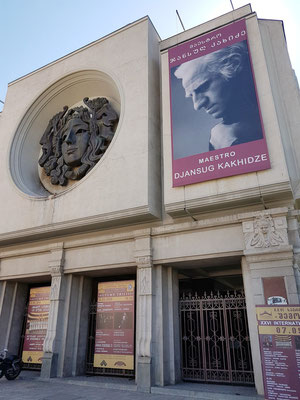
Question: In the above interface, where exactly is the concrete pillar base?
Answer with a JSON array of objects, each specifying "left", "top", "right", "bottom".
[
  {"left": 137, "top": 356, "right": 152, "bottom": 392},
  {"left": 40, "top": 352, "right": 58, "bottom": 378}
]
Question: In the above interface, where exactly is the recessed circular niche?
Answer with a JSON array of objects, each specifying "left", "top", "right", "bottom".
[{"left": 10, "top": 70, "right": 121, "bottom": 198}]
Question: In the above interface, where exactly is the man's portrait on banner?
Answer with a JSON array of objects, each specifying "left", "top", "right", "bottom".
[{"left": 170, "top": 40, "right": 263, "bottom": 159}]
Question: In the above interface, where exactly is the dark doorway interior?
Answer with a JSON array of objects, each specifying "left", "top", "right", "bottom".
[{"left": 180, "top": 275, "right": 244, "bottom": 296}]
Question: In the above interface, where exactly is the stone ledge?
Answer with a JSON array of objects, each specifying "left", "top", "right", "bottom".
[
  {"left": 244, "top": 245, "right": 293, "bottom": 261},
  {"left": 0, "top": 205, "right": 159, "bottom": 247},
  {"left": 165, "top": 181, "right": 292, "bottom": 218}
]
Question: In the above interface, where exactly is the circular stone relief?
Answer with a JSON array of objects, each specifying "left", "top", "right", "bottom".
[
  {"left": 10, "top": 70, "right": 121, "bottom": 197},
  {"left": 38, "top": 97, "right": 118, "bottom": 193}
]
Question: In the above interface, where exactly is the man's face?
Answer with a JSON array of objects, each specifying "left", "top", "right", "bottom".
[
  {"left": 61, "top": 118, "right": 90, "bottom": 167},
  {"left": 180, "top": 62, "right": 232, "bottom": 120}
]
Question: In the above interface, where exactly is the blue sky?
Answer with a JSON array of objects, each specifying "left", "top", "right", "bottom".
[{"left": 0, "top": 0, "right": 299, "bottom": 112}]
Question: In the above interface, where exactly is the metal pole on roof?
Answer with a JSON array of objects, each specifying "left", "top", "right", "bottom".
[
  {"left": 176, "top": 10, "right": 186, "bottom": 31},
  {"left": 230, "top": 0, "right": 235, "bottom": 10}
]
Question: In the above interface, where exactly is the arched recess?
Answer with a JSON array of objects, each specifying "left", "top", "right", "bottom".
[{"left": 10, "top": 70, "right": 121, "bottom": 197}]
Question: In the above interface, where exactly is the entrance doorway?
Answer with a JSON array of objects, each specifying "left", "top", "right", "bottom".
[{"left": 179, "top": 275, "right": 254, "bottom": 385}]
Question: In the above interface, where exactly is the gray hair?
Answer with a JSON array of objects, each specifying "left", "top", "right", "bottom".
[{"left": 174, "top": 41, "right": 249, "bottom": 81}]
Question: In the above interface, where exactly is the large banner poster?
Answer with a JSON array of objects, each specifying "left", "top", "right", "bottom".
[
  {"left": 22, "top": 286, "right": 50, "bottom": 364},
  {"left": 169, "top": 19, "right": 270, "bottom": 187},
  {"left": 94, "top": 280, "right": 135, "bottom": 370},
  {"left": 256, "top": 305, "right": 300, "bottom": 399}
]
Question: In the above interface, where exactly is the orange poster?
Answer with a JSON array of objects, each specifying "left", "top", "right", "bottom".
[
  {"left": 93, "top": 280, "right": 135, "bottom": 370},
  {"left": 22, "top": 286, "right": 50, "bottom": 364}
]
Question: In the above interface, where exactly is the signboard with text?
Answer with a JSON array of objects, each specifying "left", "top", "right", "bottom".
[
  {"left": 22, "top": 286, "right": 50, "bottom": 364},
  {"left": 169, "top": 19, "right": 270, "bottom": 187},
  {"left": 93, "top": 280, "right": 135, "bottom": 370},
  {"left": 256, "top": 305, "right": 300, "bottom": 400}
]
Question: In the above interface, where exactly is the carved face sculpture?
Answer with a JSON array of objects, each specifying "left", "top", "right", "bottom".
[
  {"left": 38, "top": 97, "right": 119, "bottom": 187},
  {"left": 61, "top": 118, "right": 90, "bottom": 167},
  {"left": 256, "top": 216, "right": 273, "bottom": 236}
]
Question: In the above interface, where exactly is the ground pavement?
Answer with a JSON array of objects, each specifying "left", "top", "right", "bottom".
[{"left": 0, "top": 370, "right": 263, "bottom": 400}]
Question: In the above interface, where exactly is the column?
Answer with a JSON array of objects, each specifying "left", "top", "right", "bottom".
[
  {"left": 288, "top": 211, "right": 300, "bottom": 303},
  {"left": 152, "top": 265, "right": 180, "bottom": 386},
  {"left": 41, "top": 245, "right": 66, "bottom": 378},
  {"left": 135, "top": 231, "right": 153, "bottom": 392},
  {"left": 293, "top": 254, "right": 300, "bottom": 303}
]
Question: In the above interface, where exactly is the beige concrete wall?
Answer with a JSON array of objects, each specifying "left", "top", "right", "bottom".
[
  {"left": 258, "top": 19, "right": 300, "bottom": 199},
  {"left": 0, "top": 17, "right": 161, "bottom": 240},
  {"left": 0, "top": 252, "right": 50, "bottom": 280}
]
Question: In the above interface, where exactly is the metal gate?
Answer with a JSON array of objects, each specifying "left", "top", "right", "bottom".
[{"left": 180, "top": 290, "right": 254, "bottom": 385}]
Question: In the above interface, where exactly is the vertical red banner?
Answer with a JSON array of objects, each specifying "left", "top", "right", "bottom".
[
  {"left": 93, "top": 280, "right": 135, "bottom": 370},
  {"left": 22, "top": 286, "right": 50, "bottom": 364}
]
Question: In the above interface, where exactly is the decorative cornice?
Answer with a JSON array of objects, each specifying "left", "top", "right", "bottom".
[
  {"left": 0, "top": 205, "right": 159, "bottom": 247},
  {"left": 0, "top": 208, "right": 291, "bottom": 260},
  {"left": 165, "top": 181, "right": 292, "bottom": 217}
]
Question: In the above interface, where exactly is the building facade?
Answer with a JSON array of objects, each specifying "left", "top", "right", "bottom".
[{"left": 0, "top": 4, "right": 300, "bottom": 396}]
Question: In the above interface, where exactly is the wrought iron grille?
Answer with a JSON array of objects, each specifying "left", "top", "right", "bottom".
[
  {"left": 86, "top": 302, "right": 135, "bottom": 378},
  {"left": 180, "top": 290, "right": 254, "bottom": 385}
]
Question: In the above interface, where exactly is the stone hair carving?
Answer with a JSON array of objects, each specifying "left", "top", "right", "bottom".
[
  {"left": 250, "top": 215, "right": 285, "bottom": 248},
  {"left": 39, "top": 97, "right": 118, "bottom": 186}
]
